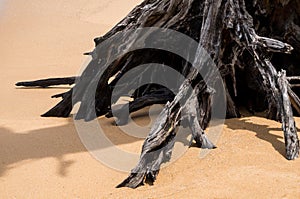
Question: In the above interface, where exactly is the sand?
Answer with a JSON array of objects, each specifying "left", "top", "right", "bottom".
[{"left": 0, "top": 0, "right": 299, "bottom": 198}]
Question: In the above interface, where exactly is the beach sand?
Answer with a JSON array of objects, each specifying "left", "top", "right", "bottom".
[{"left": 0, "top": 0, "right": 299, "bottom": 198}]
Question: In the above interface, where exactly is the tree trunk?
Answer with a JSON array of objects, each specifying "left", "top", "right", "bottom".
[{"left": 16, "top": 0, "right": 300, "bottom": 188}]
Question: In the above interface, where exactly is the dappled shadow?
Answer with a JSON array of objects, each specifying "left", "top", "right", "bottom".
[{"left": 225, "top": 117, "right": 300, "bottom": 158}]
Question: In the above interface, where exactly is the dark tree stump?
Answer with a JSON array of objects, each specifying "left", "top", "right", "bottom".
[{"left": 16, "top": 0, "right": 300, "bottom": 188}]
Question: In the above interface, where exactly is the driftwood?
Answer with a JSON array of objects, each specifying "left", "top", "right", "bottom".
[
  {"left": 16, "top": 0, "right": 300, "bottom": 188},
  {"left": 16, "top": 77, "right": 76, "bottom": 88}
]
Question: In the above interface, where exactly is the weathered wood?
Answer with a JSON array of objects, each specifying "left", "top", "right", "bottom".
[
  {"left": 15, "top": 0, "right": 300, "bottom": 188},
  {"left": 287, "top": 77, "right": 300, "bottom": 81},
  {"left": 290, "top": 84, "right": 300, "bottom": 88},
  {"left": 288, "top": 87, "right": 300, "bottom": 115},
  {"left": 278, "top": 70, "right": 300, "bottom": 159},
  {"left": 106, "top": 88, "right": 174, "bottom": 126},
  {"left": 16, "top": 77, "right": 76, "bottom": 88}
]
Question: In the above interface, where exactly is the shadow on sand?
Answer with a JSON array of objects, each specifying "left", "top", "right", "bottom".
[
  {"left": 0, "top": 116, "right": 147, "bottom": 178},
  {"left": 1, "top": 113, "right": 296, "bottom": 178},
  {"left": 225, "top": 116, "right": 300, "bottom": 158}
]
